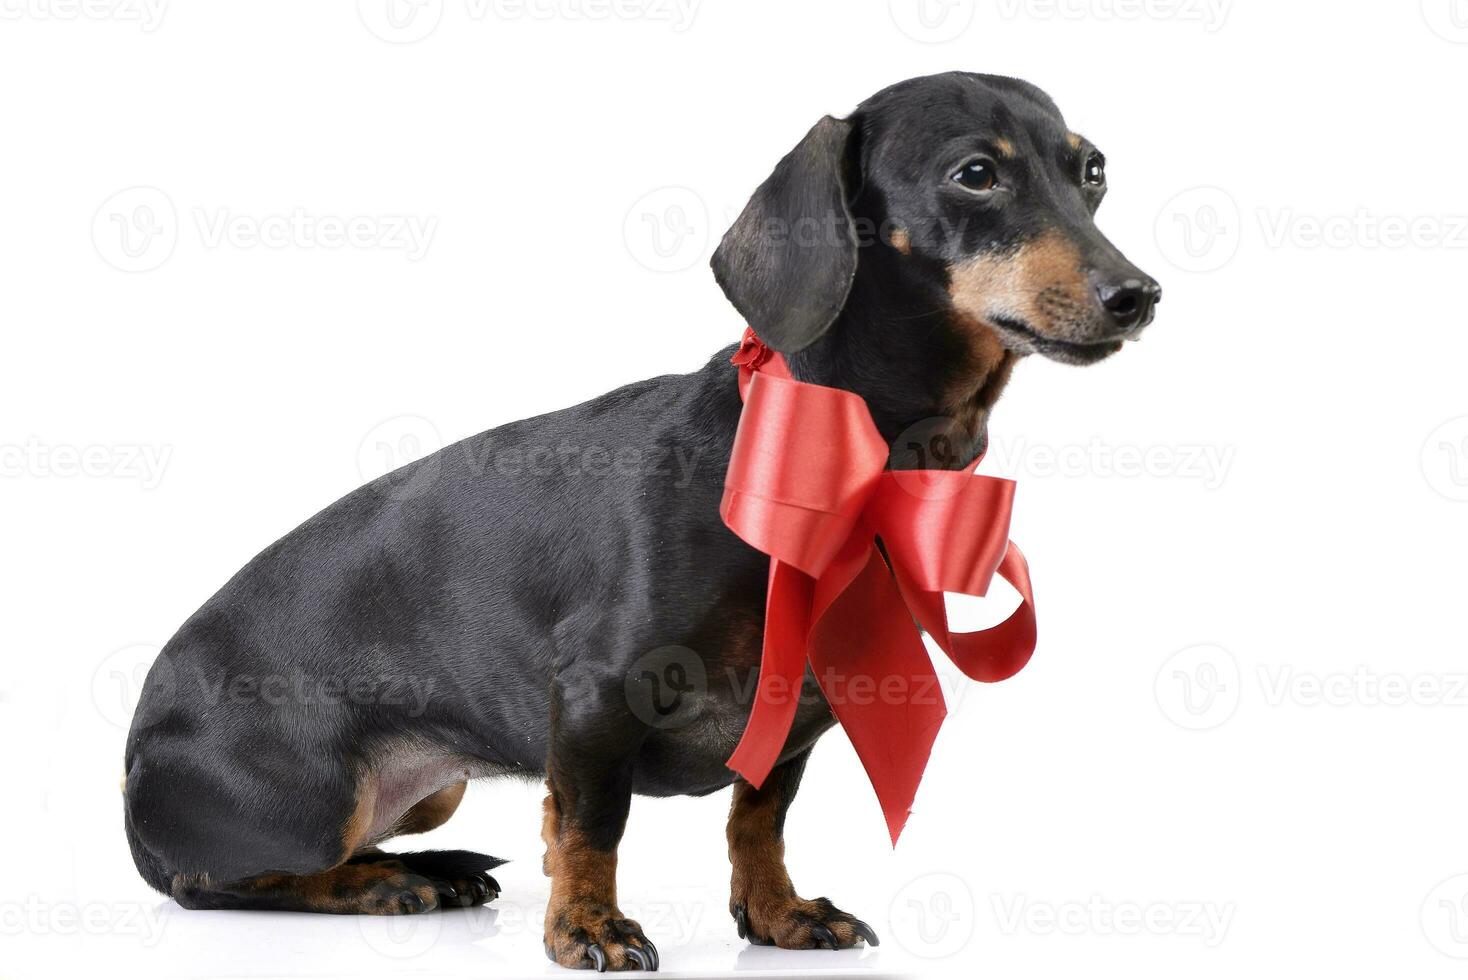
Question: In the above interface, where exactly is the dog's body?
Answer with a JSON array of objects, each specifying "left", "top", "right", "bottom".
[
  {"left": 125, "top": 72, "right": 1158, "bottom": 971},
  {"left": 125, "top": 351, "right": 807, "bottom": 874}
]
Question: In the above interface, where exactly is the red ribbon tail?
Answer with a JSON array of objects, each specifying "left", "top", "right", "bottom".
[
  {"left": 898, "top": 541, "right": 1038, "bottom": 684},
  {"left": 809, "top": 546, "right": 947, "bottom": 846},
  {"left": 725, "top": 558, "right": 811, "bottom": 789}
]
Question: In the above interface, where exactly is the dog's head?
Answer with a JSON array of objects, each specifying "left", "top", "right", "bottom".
[{"left": 712, "top": 72, "right": 1160, "bottom": 415}]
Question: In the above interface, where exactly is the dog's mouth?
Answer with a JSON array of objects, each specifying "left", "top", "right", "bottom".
[{"left": 987, "top": 314, "right": 1126, "bottom": 366}]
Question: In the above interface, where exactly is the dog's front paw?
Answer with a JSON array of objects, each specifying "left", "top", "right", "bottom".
[
  {"left": 545, "top": 904, "right": 659, "bottom": 972},
  {"left": 732, "top": 894, "right": 879, "bottom": 950}
]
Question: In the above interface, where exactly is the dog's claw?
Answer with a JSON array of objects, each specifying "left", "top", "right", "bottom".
[
  {"left": 586, "top": 943, "right": 608, "bottom": 972},
  {"left": 852, "top": 918, "right": 880, "bottom": 947},
  {"left": 809, "top": 922, "right": 839, "bottom": 950},
  {"left": 625, "top": 945, "right": 651, "bottom": 971},
  {"left": 732, "top": 903, "right": 771, "bottom": 945},
  {"left": 641, "top": 938, "right": 660, "bottom": 971},
  {"left": 484, "top": 874, "right": 500, "bottom": 898}
]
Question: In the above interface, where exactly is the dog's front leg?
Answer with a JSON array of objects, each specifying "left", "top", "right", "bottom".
[
  {"left": 542, "top": 674, "right": 659, "bottom": 972},
  {"left": 727, "top": 750, "right": 879, "bottom": 950}
]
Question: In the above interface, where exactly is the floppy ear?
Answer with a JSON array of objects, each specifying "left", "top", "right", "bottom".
[{"left": 711, "top": 115, "right": 858, "bottom": 354}]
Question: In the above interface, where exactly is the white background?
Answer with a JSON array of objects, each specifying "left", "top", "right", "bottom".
[{"left": 3, "top": 1, "right": 1468, "bottom": 977}]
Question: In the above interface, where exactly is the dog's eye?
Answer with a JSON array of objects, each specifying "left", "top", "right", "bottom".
[
  {"left": 1083, "top": 152, "right": 1106, "bottom": 186},
  {"left": 952, "top": 159, "right": 998, "bottom": 193}
]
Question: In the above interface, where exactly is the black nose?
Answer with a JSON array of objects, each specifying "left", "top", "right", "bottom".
[{"left": 1096, "top": 278, "right": 1161, "bottom": 330}]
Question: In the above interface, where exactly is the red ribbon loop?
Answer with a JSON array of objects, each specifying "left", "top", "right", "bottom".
[{"left": 720, "top": 328, "right": 1038, "bottom": 844}]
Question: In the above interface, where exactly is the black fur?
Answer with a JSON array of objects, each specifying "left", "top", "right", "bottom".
[{"left": 124, "top": 71, "right": 1158, "bottom": 955}]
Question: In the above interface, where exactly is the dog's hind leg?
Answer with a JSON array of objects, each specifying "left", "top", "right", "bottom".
[
  {"left": 172, "top": 849, "right": 504, "bottom": 913},
  {"left": 126, "top": 738, "right": 502, "bottom": 914}
]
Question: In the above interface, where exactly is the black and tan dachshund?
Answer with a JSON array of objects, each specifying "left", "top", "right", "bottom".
[{"left": 124, "top": 71, "right": 1159, "bottom": 971}]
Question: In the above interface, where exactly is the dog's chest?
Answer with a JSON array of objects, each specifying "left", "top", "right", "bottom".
[{"left": 632, "top": 613, "right": 836, "bottom": 795}]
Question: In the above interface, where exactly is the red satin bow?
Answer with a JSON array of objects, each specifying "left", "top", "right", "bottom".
[{"left": 721, "top": 328, "right": 1038, "bottom": 844}]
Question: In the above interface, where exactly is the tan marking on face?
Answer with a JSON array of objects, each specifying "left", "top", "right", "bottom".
[
  {"left": 889, "top": 227, "right": 911, "bottom": 254},
  {"left": 993, "top": 137, "right": 1016, "bottom": 157},
  {"left": 943, "top": 231, "right": 1096, "bottom": 419},
  {"left": 946, "top": 232, "right": 1092, "bottom": 340},
  {"left": 1067, "top": 132, "right": 1083, "bottom": 150}
]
